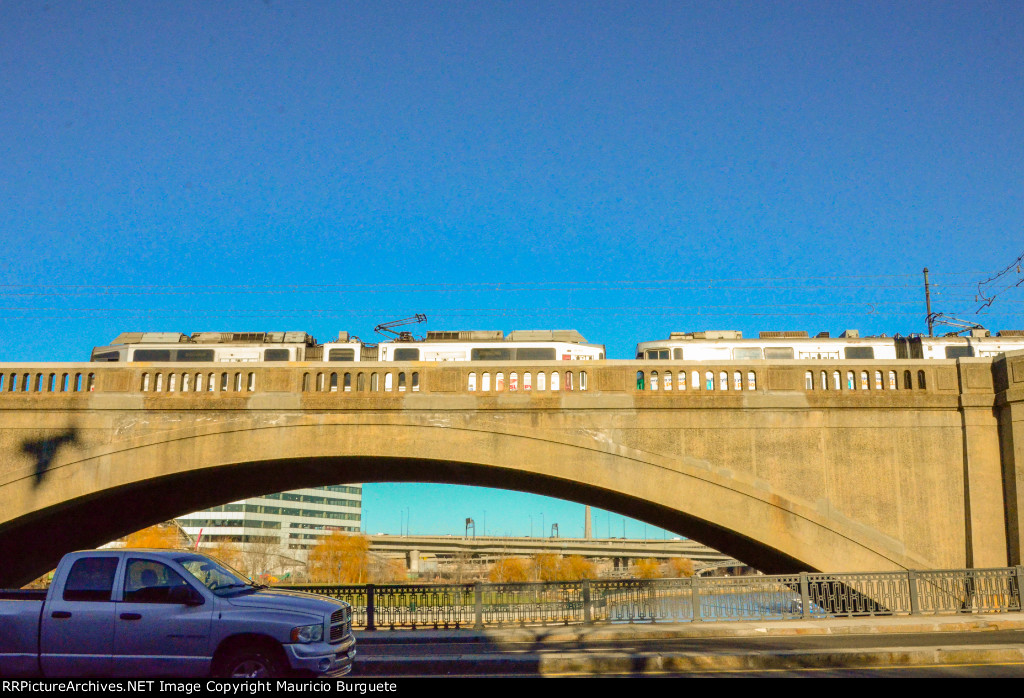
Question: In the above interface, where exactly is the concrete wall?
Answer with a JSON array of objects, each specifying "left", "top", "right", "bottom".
[{"left": 0, "top": 355, "right": 1021, "bottom": 586}]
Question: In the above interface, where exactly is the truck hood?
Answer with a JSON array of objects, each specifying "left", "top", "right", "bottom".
[{"left": 225, "top": 587, "right": 347, "bottom": 616}]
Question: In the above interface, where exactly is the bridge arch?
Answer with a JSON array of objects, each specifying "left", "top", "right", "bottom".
[{"left": 1, "top": 415, "right": 929, "bottom": 586}]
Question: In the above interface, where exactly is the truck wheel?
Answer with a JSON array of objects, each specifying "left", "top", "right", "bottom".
[{"left": 217, "top": 645, "right": 285, "bottom": 678}]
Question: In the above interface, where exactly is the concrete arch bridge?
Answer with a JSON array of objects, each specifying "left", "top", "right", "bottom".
[{"left": 1, "top": 355, "right": 1022, "bottom": 587}]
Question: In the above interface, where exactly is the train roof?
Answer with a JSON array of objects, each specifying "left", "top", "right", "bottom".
[
  {"left": 655, "top": 328, "right": 1024, "bottom": 341},
  {"left": 423, "top": 329, "right": 591, "bottom": 343},
  {"left": 109, "top": 331, "right": 317, "bottom": 345}
]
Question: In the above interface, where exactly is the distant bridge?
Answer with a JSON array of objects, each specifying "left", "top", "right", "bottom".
[
  {"left": 364, "top": 534, "right": 741, "bottom": 572},
  {"left": 1, "top": 354, "right": 1022, "bottom": 586}
]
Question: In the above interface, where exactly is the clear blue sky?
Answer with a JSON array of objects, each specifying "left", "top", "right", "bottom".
[{"left": 2, "top": 1, "right": 1022, "bottom": 538}]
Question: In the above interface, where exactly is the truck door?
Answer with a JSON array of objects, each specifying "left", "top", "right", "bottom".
[
  {"left": 40, "top": 554, "right": 120, "bottom": 676},
  {"left": 113, "top": 558, "right": 213, "bottom": 677}
]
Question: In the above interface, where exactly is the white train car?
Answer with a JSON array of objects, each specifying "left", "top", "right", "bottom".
[
  {"left": 90, "top": 329, "right": 605, "bottom": 364},
  {"left": 90, "top": 331, "right": 328, "bottom": 363},
  {"left": 636, "top": 329, "right": 1024, "bottom": 362},
  {"left": 323, "top": 329, "right": 605, "bottom": 363}
]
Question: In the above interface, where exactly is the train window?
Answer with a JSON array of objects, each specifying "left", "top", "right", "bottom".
[
  {"left": 330, "top": 373, "right": 338, "bottom": 392},
  {"left": 580, "top": 371, "right": 588, "bottom": 391},
  {"left": 650, "top": 371, "right": 659, "bottom": 390},
  {"left": 344, "top": 373, "right": 351, "bottom": 392},
  {"left": 394, "top": 348, "right": 420, "bottom": 361},
  {"left": 550, "top": 371, "right": 560, "bottom": 391},
  {"left": 496, "top": 373, "right": 505, "bottom": 391},
  {"left": 538, "top": 372, "right": 547, "bottom": 391},
  {"left": 412, "top": 372, "right": 419, "bottom": 392},
  {"left": 636, "top": 371, "right": 645, "bottom": 390},
  {"left": 468, "top": 372, "right": 477, "bottom": 391},
  {"left": 472, "top": 348, "right": 513, "bottom": 361},
  {"left": 398, "top": 372, "right": 406, "bottom": 391},
  {"left": 646, "top": 349, "right": 670, "bottom": 360},
  {"left": 763, "top": 348, "right": 794, "bottom": 360},
  {"left": 509, "top": 372, "right": 518, "bottom": 391},
  {"left": 133, "top": 350, "right": 172, "bottom": 362},
  {"left": 747, "top": 371, "right": 756, "bottom": 390},
  {"left": 518, "top": 348, "right": 556, "bottom": 361},
  {"left": 673, "top": 348, "right": 683, "bottom": 360},
  {"left": 733, "top": 348, "right": 762, "bottom": 360},
  {"left": 663, "top": 371, "right": 671, "bottom": 391},
  {"left": 705, "top": 371, "right": 714, "bottom": 390},
  {"left": 524, "top": 372, "right": 532, "bottom": 391},
  {"left": 481, "top": 373, "right": 490, "bottom": 391},
  {"left": 175, "top": 349, "right": 215, "bottom": 362},
  {"left": 944, "top": 346, "right": 974, "bottom": 359},
  {"left": 329, "top": 349, "right": 356, "bottom": 361},
  {"left": 264, "top": 349, "right": 290, "bottom": 362},
  {"left": 844, "top": 347, "right": 875, "bottom": 360},
  {"left": 918, "top": 370, "right": 926, "bottom": 389},
  {"left": 92, "top": 351, "right": 121, "bottom": 362},
  {"left": 678, "top": 371, "right": 686, "bottom": 390}
]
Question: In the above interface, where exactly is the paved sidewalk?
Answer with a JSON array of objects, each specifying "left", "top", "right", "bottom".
[{"left": 352, "top": 613, "right": 1024, "bottom": 676}]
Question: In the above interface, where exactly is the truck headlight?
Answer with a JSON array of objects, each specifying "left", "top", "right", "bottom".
[{"left": 290, "top": 623, "right": 324, "bottom": 643}]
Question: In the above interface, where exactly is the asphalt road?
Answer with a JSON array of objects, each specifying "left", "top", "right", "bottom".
[{"left": 348, "top": 618, "right": 1024, "bottom": 677}]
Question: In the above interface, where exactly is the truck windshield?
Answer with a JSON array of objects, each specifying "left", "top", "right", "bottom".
[{"left": 175, "top": 553, "right": 257, "bottom": 597}]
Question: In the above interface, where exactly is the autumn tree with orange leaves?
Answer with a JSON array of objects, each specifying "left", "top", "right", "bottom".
[
  {"left": 308, "top": 532, "right": 372, "bottom": 584},
  {"left": 123, "top": 524, "right": 184, "bottom": 550}
]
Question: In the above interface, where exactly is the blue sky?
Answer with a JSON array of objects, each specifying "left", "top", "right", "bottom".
[{"left": 2, "top": 1, "right": 1022, "bottom": 539}]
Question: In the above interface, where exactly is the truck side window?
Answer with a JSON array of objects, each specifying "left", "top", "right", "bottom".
[
  {"left": 124, "top": 559, "right": 192, "bottom": 604},
  {"left": 63, "top": 557, "right": 119, "bottom": 602}
]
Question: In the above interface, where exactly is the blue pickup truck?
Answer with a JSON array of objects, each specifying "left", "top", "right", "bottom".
[{"left": 0, "top": 549, "right": 356, "bottom": 678}]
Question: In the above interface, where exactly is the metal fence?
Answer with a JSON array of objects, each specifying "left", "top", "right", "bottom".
[{"left": 286, "top": 566, "right": 1024, "bottom": 630}]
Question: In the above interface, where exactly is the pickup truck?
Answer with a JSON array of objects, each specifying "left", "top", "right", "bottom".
[{"left": 0, "top": 549, "right": 356, "bottom": 678}]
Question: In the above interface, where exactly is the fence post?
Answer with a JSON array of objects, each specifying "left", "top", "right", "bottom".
[
  {"left": 908, "top": 570, "right": 920, "bottom": 615},
  {"left": 690, "top": 575, "right": 702, "bottom": 622},
  {"left": 365, "top": 584, "right": 376, "bottom": 632},
  {"left": 799, "top": 573, "right": 810, "bottom": 619},
  {"left": 474, "top": 582, "right": 484, "bottom": 630},
  {"left": 582, "top": 579, "right": 592, "bottom": 625},
  {"left": 1016, "top": 567, "right": 1024, "bottom": 612}
]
